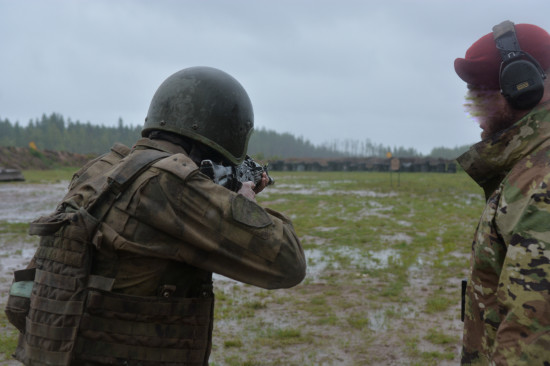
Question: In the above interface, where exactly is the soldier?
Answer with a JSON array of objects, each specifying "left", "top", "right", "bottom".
[
  {"left": 454, "top": 21, "right": 550, "bottom": 364},
  {"left": 8, "top": 66, "right": 306, "bottom": 365}
]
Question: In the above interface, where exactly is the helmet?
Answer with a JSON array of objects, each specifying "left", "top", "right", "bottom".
[{"left": 142, "top": 66, "right": 254, "bottom": 164}]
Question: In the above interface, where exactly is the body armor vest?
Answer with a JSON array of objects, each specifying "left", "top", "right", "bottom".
[{"left": 10, "top": 147, "right": 215, "bottom": 366}]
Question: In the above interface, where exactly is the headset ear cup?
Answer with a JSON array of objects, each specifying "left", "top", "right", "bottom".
[{"left": 500, "top": 59, "right": 545, "bottom": 109}]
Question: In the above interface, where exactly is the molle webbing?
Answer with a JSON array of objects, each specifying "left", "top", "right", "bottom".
[
  {"left": 16, "top": 209, "right": 98, "bottom": 366},
  {"left": 74, "top": 290, "right": 214, "bottom": 365},
  {"left": 16, "top": 149, "right": 172, "bottom": 366}
]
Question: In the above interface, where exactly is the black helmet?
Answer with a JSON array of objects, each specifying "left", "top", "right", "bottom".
[{"left": 142, "top": 66, "right": 254, "bottom": 164}]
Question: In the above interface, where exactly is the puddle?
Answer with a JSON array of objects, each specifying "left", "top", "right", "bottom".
[
  {"left": 459, "top": 193, "right": 483, "bottom": 206},
  {"left": 365, "top": 248, "right": 401, "bottom": 268},
  {"left": 305, "top": 246, "right": 402, "bottom": 280},
  {"left": 301, "top": 235, "right": 331, "bottom": 246},
  {"left": 380, "top": 233, "right": 413, "bottom": 245},
  {"left": 0, "top": 235, "right": 38, "bottom": 305},
  {"left": 315, "top": 226, "right": 338, "bottom": 232},
  {"left": 355, "top": 205, "right": 393, "bottom": 219},
  {"left": 262, "top": 183, "right": 397, "bottom": 198},
  {"left": 304, "top": 248, "right": 329, "bottom": 276},
  {"left": 212, "top": 245, "right": 404, "bottom": 290},
  {"left": 366, "top": 305, "right": 417, "bottom": 331},
  {"left": 0, "top": 240, "right": 37, "bottom": 272},
  {"left": 212, "top": 245, "right": 405, "bottom": 292},
  {"left": 0, "top": 182, "right": 67, "bottom": 223},
  {"left": 368, "top": 308, "right": 391, "bottom": 330}
]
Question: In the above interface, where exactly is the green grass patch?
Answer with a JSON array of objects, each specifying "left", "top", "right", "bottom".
[
  {"left": 0, "top": 312, "right": 19, "bottom": 362},
  {"left": 224, "top": 339, "right": 243, "bottom": 348},
  {"left": 346, "top": 313, "right": 370, "bottom": 330},
  {"left": 425, "top": 328, "right": 458, "bottom": 345},
  {"left": 0, "top": 330, "right": 18, "bottom": 362},
  {"left": 22, "top": 167, "right": 78, "bottom": 183},
  {"left": 254, "top": 326, "right": 311, "bottom": 348},
  {"left": 425, "top": 293, "right": 456, "bottom": 314},
  {"left": 0, "top": 222, "right": 29, "bottom": 235}
]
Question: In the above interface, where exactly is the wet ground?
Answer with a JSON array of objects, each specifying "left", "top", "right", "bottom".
[
  {"left": 0, "top": 182, "right": 68, "bottom": 311},
  {"left": 0, "top": 179, "right": 468, "bottom": 365},
  {"left": 0, "top": 182, "right": 69, "bottom": 366},
  {"left": 0, "top": 182, "right": 68, "bottom": 223}
]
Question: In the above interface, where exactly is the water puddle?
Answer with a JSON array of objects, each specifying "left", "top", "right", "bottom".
[
  {"left": 0, "top": 235, "right": 38, "bottom": 304},
  {"left": 262, "top": 183, "right": 397, "bottom": 198},
  {"left": 212, "top": 245, "right": 405, "bottom": 293},
  {"left": 458, "top": 193, "right": 483, "bottom": 207},
  {"left": 396, "top": 220, "right": 412, "bottom": 227},
  {"left": 380, "top": 233, "right": 413, "bottom": 245},
  {"left": 355, "top": 203, "right": 394, "bottom": 219},
  {"left": 368, "top": 308, "right": 391, "bottom": 330},
  {"left": 366, "top": 305, "right": 418, "bottom": 331},
  {"left": 0, "top": 182, "right": 67, "bottom": 223},
  {"left": 0, "top": 240, "right": 37, "bottom": 272},
  {"left": 305, "top": 246, "right": 402, "bottom": 278}
]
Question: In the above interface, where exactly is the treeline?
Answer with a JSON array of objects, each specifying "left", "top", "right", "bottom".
[
  {"left": 0, "top": 113, "right": 141, "bottom": 154},
  {"left": 0, "top": 113, "right": 470, "bottom": 159}
]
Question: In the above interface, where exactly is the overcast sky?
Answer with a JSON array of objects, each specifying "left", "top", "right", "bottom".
[{"left": 2, "top": 0, "right": 550, "bottom": 154}]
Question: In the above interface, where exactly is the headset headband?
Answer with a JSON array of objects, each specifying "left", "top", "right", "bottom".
[
  {"left": 493, "top": 21, "right": 522, "bottom": 60},
  {"left": 493, "top": 20, "right": 546, "bottom": 76}
]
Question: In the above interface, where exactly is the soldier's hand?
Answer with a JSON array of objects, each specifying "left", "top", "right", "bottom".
[
  {"left": 253, "top": 172, "right": 269, "bottom": 194},
  {"left": 238, "top": 181, "right": 256, "bottom": 201}
]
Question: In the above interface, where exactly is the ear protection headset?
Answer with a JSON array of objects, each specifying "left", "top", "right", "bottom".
[{"left": 493, "top": 20, "right": 547, "bottom": 109}]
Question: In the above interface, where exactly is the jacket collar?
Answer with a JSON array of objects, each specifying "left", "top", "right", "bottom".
[{"left": 457, "top": 102, "right": 550, "bottom": 198}]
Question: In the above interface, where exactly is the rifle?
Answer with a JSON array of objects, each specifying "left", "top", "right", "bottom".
[{"left": 200, "top": 155, "right": 274, "bottom": 192}]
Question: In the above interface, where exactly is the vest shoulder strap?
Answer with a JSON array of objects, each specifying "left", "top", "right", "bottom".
[{"left": 88, "top": 149, "right": 171, "bottom": 220}]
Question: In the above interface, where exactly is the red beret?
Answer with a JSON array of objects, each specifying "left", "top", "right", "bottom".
[{"left": 455, "top": 23, "right": 550, "bottom": 89}]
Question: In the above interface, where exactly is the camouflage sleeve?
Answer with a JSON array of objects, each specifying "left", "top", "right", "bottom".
[
  {"left": 493, "top": 167, "right": 550, "bottom": 363},
  {"left": 127, "top": 154, "right": 306, "bottom": 289}
]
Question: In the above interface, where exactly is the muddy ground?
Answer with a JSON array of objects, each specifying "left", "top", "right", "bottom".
[
  {"left": 0, "top": 179, "right": 468, "bottom": 365},
  {"left": 0, "top": 182, "right": 71, "bottom": 366}
]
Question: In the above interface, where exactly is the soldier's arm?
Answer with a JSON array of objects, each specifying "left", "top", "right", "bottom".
[
  {"left": 134, "top": 159, "right": 306, "bottom": 289},
  {"left": 493, "top": 180, "right": 550, "bottom": 363},
  {"left": 178, "top": 171, "right": 305, "bottom": 289}
]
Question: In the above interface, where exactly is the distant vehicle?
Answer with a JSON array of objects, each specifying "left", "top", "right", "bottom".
[{"left": 0, "top": 167, "right": 25, "bottom": 182}]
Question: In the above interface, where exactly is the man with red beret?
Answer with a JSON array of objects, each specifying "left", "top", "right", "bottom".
[{"left": 455, "top": 21, "right": 550, "bottom": 365}]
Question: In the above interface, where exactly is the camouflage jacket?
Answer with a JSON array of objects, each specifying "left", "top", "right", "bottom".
[
  {"left": 64, "top": 138, "right": 306, "bottom": 293},
  {"left": 457, "top": 102, "right": 550, "bottom": 365}
]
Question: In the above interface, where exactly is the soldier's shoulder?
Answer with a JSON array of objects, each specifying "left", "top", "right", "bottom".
[{"left": 152, "top": 153, "right": 198, "bottom": 180}]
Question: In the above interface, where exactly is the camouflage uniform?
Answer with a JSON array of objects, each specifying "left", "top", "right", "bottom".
[
  {"left": 76, "top": 138, "right": 306, "bottom": 291},
  {"left": 14, "top": 137, "right": 306, "bottom": 366},
  {"left": 457, "top": 102, "right": 550, "bottom": 365}
]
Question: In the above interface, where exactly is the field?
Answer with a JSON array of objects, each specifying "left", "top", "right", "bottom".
[{"left": 0, "top": 169, "right": 484, "bottom": 365}]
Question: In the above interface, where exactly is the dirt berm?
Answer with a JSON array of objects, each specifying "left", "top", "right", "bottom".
[{"left": 0, "top": 146, "right": 96, "bottom": 170}]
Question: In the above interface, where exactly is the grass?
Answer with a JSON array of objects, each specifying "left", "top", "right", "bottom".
[
  {"left": 210, "top": 170, "right": 482, "bottom": 365},
  {"left": 19, "top": 167, "right": 77, "bottom": 183},
  {"left": 425, "top": 328, "right": 458, "bottom": 345},
  {"left": 0, "top": 312, "right": 18, "bottom": 362},
  {"left": 0, "top": 222, "right": 28, "bottom": 235},
  {"left": 0, "top": 169, "right": 485, "bottom": 365}
]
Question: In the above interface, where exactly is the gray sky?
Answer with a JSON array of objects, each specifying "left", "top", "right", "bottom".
[{"left": 1, "top": 0, "right": 550, "bottom": 155}]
